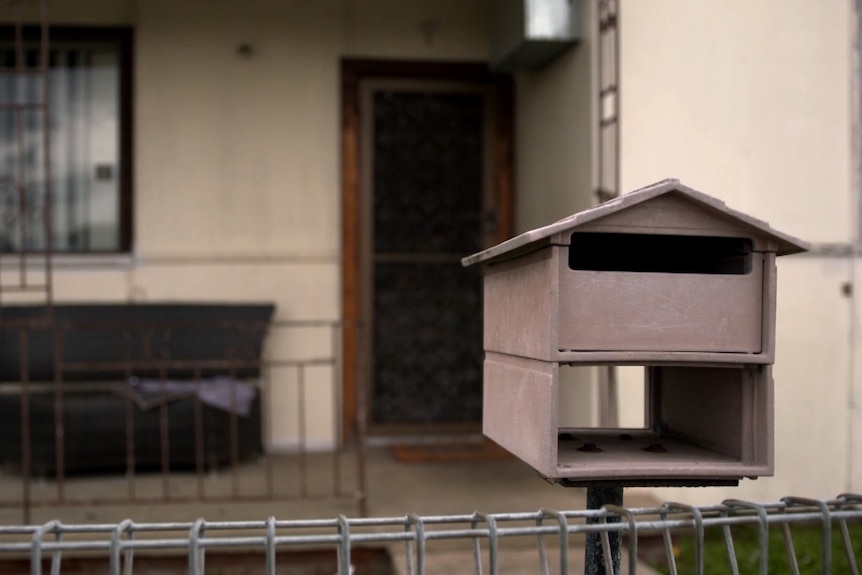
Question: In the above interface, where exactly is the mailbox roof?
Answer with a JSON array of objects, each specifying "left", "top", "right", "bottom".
[{"left": 462, "top": 178, "right": 810, "bottom": 267}]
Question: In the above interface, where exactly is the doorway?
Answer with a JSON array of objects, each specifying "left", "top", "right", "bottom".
[{"left": 341, "top": 60, "right": 514, "bottom": 439}]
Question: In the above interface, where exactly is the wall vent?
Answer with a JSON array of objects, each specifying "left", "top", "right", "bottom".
[{"left": 491, "top": 0, "right": 580, "bottom": 71}]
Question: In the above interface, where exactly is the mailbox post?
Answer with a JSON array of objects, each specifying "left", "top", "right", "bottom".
[{"left": 463, "top": 179, "right": 808, "bottom": 571}]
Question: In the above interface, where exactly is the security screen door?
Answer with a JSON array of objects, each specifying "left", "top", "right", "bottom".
[{"left": 360, "top": 79, "right": 501, "bottom": 433}]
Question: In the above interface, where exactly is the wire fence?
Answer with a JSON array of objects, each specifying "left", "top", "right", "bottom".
[{"left": 0, "top": 493, "right": 860, "bottom": 574}]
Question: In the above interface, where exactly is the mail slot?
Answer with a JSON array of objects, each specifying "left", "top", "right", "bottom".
[
  {"left": 482, "top": 356, "right": 772, "bottom": 482},
  {"left": 568, "top": 233, "right": 753, "bottom": 274},
  {"left": 463, "top": 179, "right": 808, "bottom": 484}
]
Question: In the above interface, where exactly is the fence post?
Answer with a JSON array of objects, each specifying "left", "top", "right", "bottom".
[{"left": 584, "top": 487, "right": 623, "bottom": 575}]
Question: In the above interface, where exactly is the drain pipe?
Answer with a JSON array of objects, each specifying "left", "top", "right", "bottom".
[{"left": 848, "top": 0, "right": 862, "bottom": 494}]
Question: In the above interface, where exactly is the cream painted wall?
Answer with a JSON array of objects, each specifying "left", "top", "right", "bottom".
[
  {"left": 135, "top": 0, "right": 341, "bottom": 258},
  {"left": 343, "top": 0, "right": 489, "bottom": 60},
  {"left": 1, "top": 0, "right": 494, "bottom": 450},
  {"left": 514, "top": 0, "right": 596, "bottom": 427},
  {"left": 620, "top": 0, "right": 852, "bottom": 244},
  {"left": 6, "top": 0, "right": 854, "bottom": 506},
  {"left": 619, "top": 0, "right": 856, "bottom": 505},
  {"left": 1, "top": 0, "right": 133, "bottom": 25}
]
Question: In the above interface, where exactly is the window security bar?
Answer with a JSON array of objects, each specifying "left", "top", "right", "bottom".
[{"left": 0, "top": 494, "right": 860, "bottom": 575}]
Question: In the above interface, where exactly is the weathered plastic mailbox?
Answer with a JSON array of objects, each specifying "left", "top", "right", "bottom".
[{"left": 462, "top": 179, "right": 809, "bottom": 485}]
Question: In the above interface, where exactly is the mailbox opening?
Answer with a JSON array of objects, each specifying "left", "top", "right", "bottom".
[
  {"left": 551, "top": 364, "right": 769, "bottom": 482},
  {"left": 560, "top": 366, "right": 645, "bottom": 430},
  {"left": 568, "top": 233, "right": 753, "bottom": 275}
]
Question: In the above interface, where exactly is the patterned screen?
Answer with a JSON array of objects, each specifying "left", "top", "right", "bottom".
[{"left": 371, "top": 89, "right": 485, "bottom": 425}]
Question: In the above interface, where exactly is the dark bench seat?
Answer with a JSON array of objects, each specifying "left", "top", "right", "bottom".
[{"left": 0, "top": 303, "right": 275, "bottom": 476}]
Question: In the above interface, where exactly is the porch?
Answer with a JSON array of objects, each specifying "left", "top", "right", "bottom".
[
  {"left": 0, "top": 445, "right": 663, "bottom": 526},
  {"left": 0, "top": 311, "right": 657, "bottom": 523},
  {"left": 0, "top": 445, "right": 666, "bottom": 574}
]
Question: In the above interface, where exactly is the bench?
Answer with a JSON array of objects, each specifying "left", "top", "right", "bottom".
[{"left": 0, "top": 303, "right": 275, "bottom": 476}]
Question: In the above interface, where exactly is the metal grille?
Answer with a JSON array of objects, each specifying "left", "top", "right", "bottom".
[
  {"left": 595, "top": 0, "right": 620, "bottom": 202},
  {"left": 0, "top": 0, "right": 54, "bottom": 309},
  {"left": 370, "top": 87, "right": 485, "bottom": 426},
  {"left": 373, "top": 261, "right": 483, "bottom": 424},
  {"left": 372, "top": 90, "right": 483, "bottom": 254},
  {"left": 0, "top": 318, "right": 368, "bottom": 523},
  {"left": 1, "top": 494, "right": 860, "bottom": 574}
]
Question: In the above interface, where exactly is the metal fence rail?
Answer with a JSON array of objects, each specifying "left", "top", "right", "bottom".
[
  {"left": 1, "top": 493, "right": 860, "bottom": 574},
  {"left": 0, "top": 318, "right": 368, "bottom": 523}
]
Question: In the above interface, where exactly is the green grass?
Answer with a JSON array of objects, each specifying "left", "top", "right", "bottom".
[{"left": 651, "top": 521, "right": 862, "bottom": 574}]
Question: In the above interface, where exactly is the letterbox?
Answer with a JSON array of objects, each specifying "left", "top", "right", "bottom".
[{"left": 463, "top": 179, "right": 809, "bottom": 484}]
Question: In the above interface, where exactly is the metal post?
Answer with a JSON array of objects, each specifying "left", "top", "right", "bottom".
[{"left": 585, "top": 486, "right": 623, "bottom": 575}]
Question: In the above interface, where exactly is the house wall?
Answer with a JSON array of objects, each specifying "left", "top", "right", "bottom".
[
  {"left": 4, "top": 0, "right": 854, "bottom": 507},
  {"left": 619, "top": 0, "right": 857, "bottom": 505},
  {"left": 512, "top": 0, "right": 596, "bottom": 427},
  {"left": 1, "top": 0, "right": 495, "bottom": 451}
]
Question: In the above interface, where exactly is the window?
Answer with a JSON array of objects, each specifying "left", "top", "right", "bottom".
[{"left": 0, "top": 26, "right": 132, "bottom": 253}]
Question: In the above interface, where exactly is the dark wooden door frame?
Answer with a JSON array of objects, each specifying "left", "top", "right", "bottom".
[{"left": 340, "top": 58, "right": 514, "bottom": 443}]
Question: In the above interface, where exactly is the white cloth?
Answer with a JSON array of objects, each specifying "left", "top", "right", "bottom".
[{"left": 128, "top": 376, "right": 257, "bottom": 416}]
